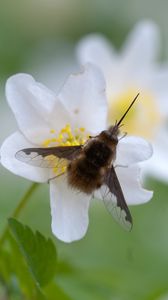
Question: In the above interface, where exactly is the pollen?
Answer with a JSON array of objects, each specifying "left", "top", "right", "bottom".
[
  {"left": 108, "top": 88, "right": 163, "bottom": 140},
  {"left": 79, "top": 127, "right": 85, "bottom": 132},
  {"left": 42, "top": 124, "right": 88, "bottom": 176},
  {"left": 42, "top": 124, "right": 88, "bottom": 147},
  {"left": 42, "top": 139, "right": 52, "bottom": 147},
  {"left": 50, "top": 129, "right": 55, "bottom": 134}
]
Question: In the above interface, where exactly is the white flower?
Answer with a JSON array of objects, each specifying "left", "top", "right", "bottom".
[
  {"left": 77, "top": 20, "right": 168, "bottom": 182},
  {"left": 0, "top": 64, "right": 152, "bottom": 243}
]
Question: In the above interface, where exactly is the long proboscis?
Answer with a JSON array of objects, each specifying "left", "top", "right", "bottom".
[{"left": 117, "top": 93, "right": 140, "bottom": 127}]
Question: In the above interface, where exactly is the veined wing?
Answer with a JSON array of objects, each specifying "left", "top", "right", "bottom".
[
  {"left": 101, "top": 165, "right": 133, "bottom": 231},
  {"left": 15, "top": 145, "right": 82, "bottom": 168}
]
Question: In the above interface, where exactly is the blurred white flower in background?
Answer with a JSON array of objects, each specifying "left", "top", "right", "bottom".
[
  {"left": 0, "top": 64, "right": 152, "bottom": 242},
  {"left": 77, "top": 20, "right": 168, "bottom": 182}
]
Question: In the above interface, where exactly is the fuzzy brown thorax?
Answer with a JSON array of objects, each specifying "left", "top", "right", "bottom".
[{"left": 67, "top": 125, "right": 119, "bottom": 194}]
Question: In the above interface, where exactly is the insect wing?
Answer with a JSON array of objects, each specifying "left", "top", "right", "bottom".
[
  {"left": 101, "top": 166, "right": 133, "bottom": 231},
  {"left": 15, "top": 145, "right": 82, "bottom": 168}
]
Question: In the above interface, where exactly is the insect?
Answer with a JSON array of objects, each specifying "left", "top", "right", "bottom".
[{"left": 16, "top": 93, "right": 140, "bottom": 231}]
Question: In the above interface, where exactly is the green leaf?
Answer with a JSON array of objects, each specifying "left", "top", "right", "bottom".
[
  {"left": 8, "top": 232, "right": 46, "bottom": 299},
  {"left": 0, "top": 249, "right": 12, "bottom": 282},
  {"left": 9, "top": 218, "right": 57, "bottom": 287},
  {"left": 8, "top": 233, "right": 73, "bottom": 299},
  {"left": 44, "top": 282, "right": 73, "bottom": 300}
]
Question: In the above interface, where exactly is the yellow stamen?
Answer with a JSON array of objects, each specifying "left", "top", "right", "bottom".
[
  {"left": 42, "top": 139, "right": 51, "bottom": 147},
  {"left": 50, "top": 129, "right": 55, "bottom": 134},
  {"left": 80, "top": 127, "right": 85, "bottom": 132},
  {"left": 42, "top": 124, "right": 88, "bottom": 176}
]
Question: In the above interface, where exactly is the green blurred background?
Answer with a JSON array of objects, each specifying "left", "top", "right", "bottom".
[{"left": 1, "top": 0, "right": 168, "bottom": 299}]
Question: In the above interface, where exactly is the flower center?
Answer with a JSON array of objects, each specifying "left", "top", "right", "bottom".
[
  {"left": 108, "top": 88, "right": 162, "bottom": 140},
  {"left": 42, "top": 124, "right": 88, "bottom": 175}
]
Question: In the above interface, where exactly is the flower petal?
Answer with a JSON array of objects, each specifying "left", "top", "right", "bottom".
[
  {"left": 142, "top": 128, "right": 168, "bottom": 182},
  {"left": 6, "top": 74, "right": 67, "bottom": 144},
  {"left": 146, "top": 65, "right": 168, "bottom": 116},
  {"left": 77, "top": 34, "right": 116, "bottom": 78},
  {"left": 0, "top": 131, "right": 51, "bottom": 182},
  {"left": 58, "top": 63, "right": 107, "bottom": 134},
  {"left": 121, "top": 20, "right": 160, "bottom": 72},
  {"left": 77, "top": 35, "right": 119, "bottom": 98},
  {"left": 116, "top": 136, "right": 153, "bottom": 166},
  {"left": 50, "top": 176, "right": 90, "bottom": 242},
  {"left": 116, "top": 165, "right": 153, "bottom": 205}
]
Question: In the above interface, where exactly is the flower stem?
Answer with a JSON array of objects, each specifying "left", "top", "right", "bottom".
[{"left": 0, "top": 182, "right": 39, "bottom": 246}]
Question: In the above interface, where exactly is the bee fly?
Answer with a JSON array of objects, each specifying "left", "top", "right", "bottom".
[{"left": 16, "top": 93, "right": 140, "bottom": 231}]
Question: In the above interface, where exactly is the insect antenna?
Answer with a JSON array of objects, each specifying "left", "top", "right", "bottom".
[{"left": 116, "top": 93, "right": 140, "bottom": 127}]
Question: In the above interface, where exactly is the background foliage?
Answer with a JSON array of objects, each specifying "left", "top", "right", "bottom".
[{"left": 0, "top": 1, "right": 168, "bottom": 299}]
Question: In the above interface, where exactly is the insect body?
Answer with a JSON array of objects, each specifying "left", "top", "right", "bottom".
[
  {"left": 67, "top": 126, "right": 119, "bottom": 194},
  {"left": 16, "top": 93, "right": 140, "bottom": 231}
]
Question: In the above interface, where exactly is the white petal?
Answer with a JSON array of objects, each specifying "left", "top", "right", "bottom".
[
  {"left": 58, "top": 63, "right": 107, "bottom": 134},
  {"left": 121, "top": 20, "right": 160, "bottom": 73},
  {"left": 142, "top": 153, "right": 168, "bottom": 182},
  {"left": 6, "top": 74, "right": 67, "bottom": 143},
  {"left": 142, "top": 129, "right": 168, "bottom": 182},
  {"left": 50, "top": 176, "right": 90, "bottom": 243},
  {"left": 116, "top": 136, "right": 153, "bottom": 166},
  {"left": 0, "top": 132, "right": 51, "bottom": 182},
  {"left": 116, "top": 165, "right": 153, "bottom": 205},
  {"left": 77, "top": 34, "right": 116, "bottom": 78},
  {"left": 77, "top": 35, "right": 119, "bottom": 98},
  {"left": 146, "top": 65, "right": 168, "bottom": 116}
]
